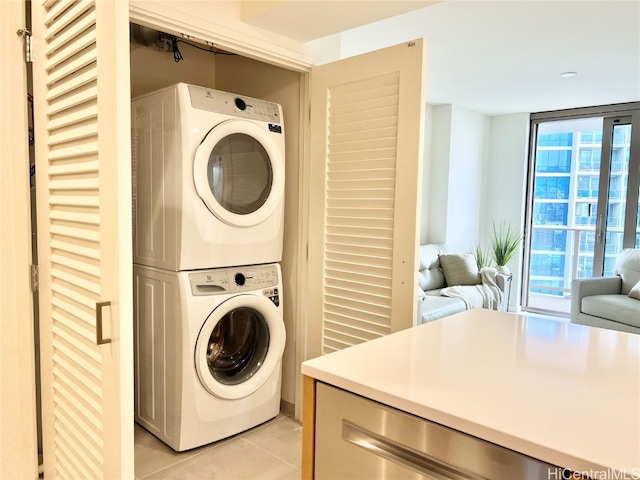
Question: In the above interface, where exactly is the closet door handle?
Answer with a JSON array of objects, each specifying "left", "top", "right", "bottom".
[{"left": 96, "top": 301, "right": 112, "bottom": 345}]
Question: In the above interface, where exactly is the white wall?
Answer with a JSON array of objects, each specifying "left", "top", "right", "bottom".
[
  {"left": 446, "top": 106, "right": 489, "bottom": 252},
  {"left": 482, "top": 114, "right": 531, "bottom": 309},
  {"left": 422, "top": 104, "right": 489, "bottom": 253},
  {"left": 422, "top": 105, "right": 450, "bottom": 244},
  {"left": 420, "top": 105, "right": 431, "bottom": 243}
]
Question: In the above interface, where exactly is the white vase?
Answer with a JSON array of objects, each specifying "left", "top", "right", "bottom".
[{"left": 496, "top": 265, "right": 511, "bottom": 275}]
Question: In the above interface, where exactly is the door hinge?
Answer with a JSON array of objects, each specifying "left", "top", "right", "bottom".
[
  {"left": 30, "top": 264, "right": 38, "bottom": 292},
  {"left": 16, "top": 28, "right": 33, "bottom": 63}
]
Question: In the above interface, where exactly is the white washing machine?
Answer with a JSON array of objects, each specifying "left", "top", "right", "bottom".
[
  {"left": 133, "top": 263, "right": 285, "bottom": 451},
  {"left": 131, "top": 83, "right": 285, "bottom": 271}
]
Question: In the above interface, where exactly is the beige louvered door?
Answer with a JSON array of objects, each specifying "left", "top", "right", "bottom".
[
  {"left": 32, "top": 1, "right": 133, "bottom": 478},
  {"left": 308, "top": 40, "right": 426, "bottom": 356}
]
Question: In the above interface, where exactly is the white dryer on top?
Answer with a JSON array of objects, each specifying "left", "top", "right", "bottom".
[{"left": 132, "top": 83, "right": 285, "bottom": 271}]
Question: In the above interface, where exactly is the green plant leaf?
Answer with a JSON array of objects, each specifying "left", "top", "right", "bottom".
[
  {"left": 473, "top": 244, "right": 492, "bottom": 269},
  {"left": 491, "top": 221, "right": 523, "bottom": 266}
]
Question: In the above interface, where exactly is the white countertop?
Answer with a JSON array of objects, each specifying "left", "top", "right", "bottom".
[{"left": 301, "top": 309, "right": 640, "bottom": 476}]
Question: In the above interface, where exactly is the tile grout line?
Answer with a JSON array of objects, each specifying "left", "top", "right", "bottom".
[
  {"left": 137, "top": 441, "right": 223, "bottom": 479},
  {"left": 136, "top": 415, "right": 301, "bottom": 479},
  {"left": 239, "top": 416, "right": 303, "bottom": 472},
  {"left": 239, "top": 436, "right": 302, "bottom": 473}
]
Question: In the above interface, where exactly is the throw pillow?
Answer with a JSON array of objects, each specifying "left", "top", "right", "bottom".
[
  {"left": 629, "top": 280, "right": 640, "bottom": 300},
  {"left": 439, "top": 253, "right": 481, "bottom": 286}
]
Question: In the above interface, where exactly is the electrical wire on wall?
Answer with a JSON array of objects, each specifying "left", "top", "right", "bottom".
[
  {"left": 172, "top": 37, "right": 183, "bottom": 62},
  {"left": 170, "top": 35, "right": 237, "bottom": 63},
  {"left": 129, "top": 24, "right": 237, "bottom": 63}
]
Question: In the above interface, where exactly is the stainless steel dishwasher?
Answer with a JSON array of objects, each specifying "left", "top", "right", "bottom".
[{"left": 314, "top": 382, "right": 561, "bottom": 479}]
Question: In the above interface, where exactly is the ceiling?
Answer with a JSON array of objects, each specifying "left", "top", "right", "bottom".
[
  {"left": 242, "top": 0, "right": 640, "bottom": 116},
  {"left": 241, "top": 0, "right": 438, "bottom": 42}
]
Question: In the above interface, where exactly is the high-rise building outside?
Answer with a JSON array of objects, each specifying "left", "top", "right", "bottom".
[{"left": 529, "top": 124, "right": 635, "bottom": 302}]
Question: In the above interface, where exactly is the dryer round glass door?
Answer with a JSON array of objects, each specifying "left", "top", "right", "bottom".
[
  {"left": 194, "top": 119, "right": 285, "bottom": 228},
  {"left": 195, "top": 294, "right": 285, "bottom": 400}
]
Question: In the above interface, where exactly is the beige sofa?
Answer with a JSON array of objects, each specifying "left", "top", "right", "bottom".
[
  {"left": 570, "top": 248, "right": 640, "bottom": 335},
  {"left": 417, "top": 244, "right": 510, "bottom": 325}
]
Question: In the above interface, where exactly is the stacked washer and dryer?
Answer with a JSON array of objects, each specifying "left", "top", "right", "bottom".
[{"left": 131, "top": 83, "right": 286, "bottom": 451}]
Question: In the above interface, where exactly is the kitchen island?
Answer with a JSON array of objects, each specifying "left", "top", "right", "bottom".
[{"left": 301, "top": 309, "right": 640, "bottom": 479}]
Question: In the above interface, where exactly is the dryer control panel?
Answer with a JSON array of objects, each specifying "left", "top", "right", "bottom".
[
  {"left": 189, "top": 264, "right": 280, "bottom": 302},
  {"left": 188, "top": 84, "right": 282, "bottom": 125}
]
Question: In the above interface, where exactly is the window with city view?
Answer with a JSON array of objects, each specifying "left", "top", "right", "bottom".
[{"left": 525, "top": 112, "right": 640, "bottom": 316}]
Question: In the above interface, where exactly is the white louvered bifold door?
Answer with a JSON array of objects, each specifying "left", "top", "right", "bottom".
[
  {"left": 308, "top": 40, "right": 426, "bottom": 356},
  {"left": 32, "top": 1, "right": 133, "bottom": 478}
]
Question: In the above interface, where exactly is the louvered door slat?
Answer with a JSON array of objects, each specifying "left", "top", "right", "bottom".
[
  {"left": 43, "top": 0, "right": 74, "bottom": 27},
  {"left": 54, "top": 314, "right": 95, "bottom": 356},
  {"left": 54, "top": 426, "right": 101, "bottom": 479},
  {"left": 47, "top": 84, "right": 98, "bottom": 116},
  {"left": 46, "top": 21, "right": 96, "bottom": 68},
  {"left": 329, "top": 137, "right": 397, "bottom": 154},
  {"left": 326, "top": 275, "right": 391, "bottom": 293},
  {"left": 329, "top": 216, "right": 394, "bottom": 228},
  {"left": 325, "top": 234, "right": 393, "bottom": 249},
  {"left": 49, "top": 159, "right": 99, "bottom": 175},
  {"left": 54, "top": 444, "right": 93, "bottom": 480},
  {"left": 50, "top": 194, "right": 100, "bottom": 207},
  {"left": 329, "top": 126, "right": 399, "bottom": 145},
  {"left": 49, "top": 208, "right": 100, "bottom": 224},
  {"left": 50, "top": 252, "right": 100, "bottom": 277},
  {"left": 53, "top": 363, "right": 102, "bottom": 409},
  {"left": 328, "top": 176, "right": 395, "bottom": 188},
  {"left": 329, "top": 156, "right": 395, "bottom": 169},
  {"left": 325, "top": 246, "right": 392, "bottom": 260},
  {"left": 328, "top": 168, "right": 395, "bottom": 181},
  {"left": 48, "top": 101, "right": 97, "bottom": 128},
  {"left": 324, "top": 320, "right": 389, "bottom": 339},
  {"left": 53, "top": 380, "right": 102, "bottom": 432},
  {"left": 49, "top": 123, "right": 99, "bottom": 145},
  {"left": 51, "top": 237, "right": 100, "bottom": 259},
  {"left": 53, "top": 380, "right": 102, "bottom": 437},
  {"left": 44, "top": 0, "right": 93, "bottom": 39},
  {"left": 48, "top": 137, "right": 98, "bottom": 160},
  {"left": 329, "top": 105, "right": 400, "bottom": 127},
  {"left": 324, "top": 268, "right": 392, "bottom": 288},
  {"left": 324, "top": 322, "right": 387, "bottom": 344},
  {"left": 54, "top": 396, "right": 102, "bottom": 449},
  {"left": 47, "top": 44, "right": 96, "bottom": 85},
  {"left": 325, "top": 294, "right": 391, "bottom": 316},
  {"left": 51, "top": 224, "right": 100, "bottom": 243}
]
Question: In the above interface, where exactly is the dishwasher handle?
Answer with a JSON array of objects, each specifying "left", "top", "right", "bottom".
[{"left": 342, "top": 420, "right": 486, "bottom": 480}]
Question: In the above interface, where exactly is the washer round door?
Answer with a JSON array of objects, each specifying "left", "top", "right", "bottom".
[
  {"left": 195, "top": 294, "right": 285, "bottom": 400},
  {"left": 193, "top": 119, "right": 284, "bottom": 228}
]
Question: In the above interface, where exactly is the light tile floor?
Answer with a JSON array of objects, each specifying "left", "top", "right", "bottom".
[
  {"left": 134, "top": 414, "right": 302, "bottom": 480},
  {"left": 134, "top": 313, "right": 566, "bottom": 480}
]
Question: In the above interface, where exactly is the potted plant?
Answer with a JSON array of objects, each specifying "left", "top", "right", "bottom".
[{"left": 490, "top": 221, "right": 523, "bottom": 274}]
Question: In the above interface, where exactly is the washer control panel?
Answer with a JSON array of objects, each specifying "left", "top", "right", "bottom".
[
  {"left": 263, "top": 287, "right": 280, "bottom": 307},
  {"left": 188, "top": 84, "right": 282, "bottom": 125},
  {"left": 189, "top": 264, "right": 280, "bottom": 306}
]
